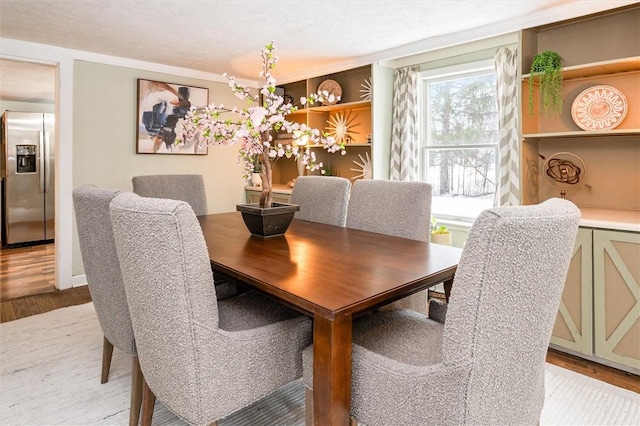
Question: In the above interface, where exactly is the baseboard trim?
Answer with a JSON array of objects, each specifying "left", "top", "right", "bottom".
[
  {"left": 72, "top": 274, "right": 88, "bottom": 287},
  {"left": 549, "top": 343, "right": 640, "bottom": 376}
]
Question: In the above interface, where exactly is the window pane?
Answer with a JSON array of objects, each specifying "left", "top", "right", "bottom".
[
  {"left": 432, "top": 194, "right": 494, "bottom": 220},
  {"left": 427, "top": 73, "right": 497, "bottom": 146},
  {"left": 424, "top": 148, "right": 497, "bottom": 217},
  {"left": 419, "top": 66, "right": 499, "bottom": 220}
]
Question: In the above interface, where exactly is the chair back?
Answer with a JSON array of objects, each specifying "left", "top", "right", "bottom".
[
  {"left": 289, "top": 176, "right": 351, "bottom": 226},
  {"left": 132, "top": 174, "right": 208, "bottom": 216},
  {"left": 346, "top": 179, "right": 432, "bottom": 241},
  {"left": 442, "top": 198, "right": 580, "bottom": 424},
  {"left": 110, "top": 192, "right": 219, "bottom": 419},
  {"left": 346, "top": 179, "right": 432, "bottom": 313},
  {"left": 72, "top": 185, "right": 135, "bottom": 354}
]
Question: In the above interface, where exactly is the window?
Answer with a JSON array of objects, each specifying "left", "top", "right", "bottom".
[{"left": 418, "top": 60, "right": 498, "bottom": 221}]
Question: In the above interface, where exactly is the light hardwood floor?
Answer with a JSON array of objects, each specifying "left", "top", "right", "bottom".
[
  {"left": 1, "top": 242, "right": 92, "bottom": 322},
  {"left": 1, "top": 243, "right": 638, "bottom": 393},
  {"left": 0, "top": 285, "right": 91, "bottom": 323},
  {"left": 1, "top": 243, "right": 56, "bottom": 300}
]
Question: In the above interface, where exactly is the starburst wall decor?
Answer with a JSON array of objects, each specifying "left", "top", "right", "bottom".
[
  {"left": 350, "top": 152, "right": 372, "bottom": 180},
  {"left": 326, "top": 111, "right": 360, "bottom": 144},
  {"left": 360, "top": 77, "right": 372, "bottom": 101}
]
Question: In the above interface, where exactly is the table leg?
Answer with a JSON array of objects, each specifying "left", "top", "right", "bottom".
[
  {"left": 444, "top": 278, "right": 453, "bottom": 302},
  {"left": 313, "top": 313, "right": 352, "bottom": 425}
]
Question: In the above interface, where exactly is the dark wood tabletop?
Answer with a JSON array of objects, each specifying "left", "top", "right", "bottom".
[{"left": 198, "top": 212, "right": 462, "bottom": 425}]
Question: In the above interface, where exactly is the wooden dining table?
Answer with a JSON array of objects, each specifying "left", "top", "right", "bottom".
[{"left": 198, "top": 212, "right": 462, "bottom": 426}]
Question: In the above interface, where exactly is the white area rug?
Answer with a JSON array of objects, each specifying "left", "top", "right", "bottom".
[{"left": 1, "top": 303, "right": 638, "bottom": 425}]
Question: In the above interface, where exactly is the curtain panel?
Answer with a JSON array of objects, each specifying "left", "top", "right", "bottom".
[
  {"left": 390, "top": 66, "right": 419, "bottom": 181},
  {"left": 494, "top": 45, "right": 520, "bottom": 206}
]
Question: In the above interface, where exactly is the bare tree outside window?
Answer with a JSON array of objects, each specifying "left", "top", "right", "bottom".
[{"left": 420, "top": 66, "right": 499, "bottom": 219}]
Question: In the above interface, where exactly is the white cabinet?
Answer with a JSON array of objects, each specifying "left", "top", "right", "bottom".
[
  {"left": 245, "top": 185, "right": 291, "bottom": 204},
  {"left": 593, "top": 229, "right": 640, "bottom": 372},
  {"left": 551, "top": 227, "right": 640, "bottom": 374},
  {"left": 521, "top": 4, "right": 640, "bottom": 375},
  {"left": 551, "top": 228, "right": 593, "bottom": 354}
]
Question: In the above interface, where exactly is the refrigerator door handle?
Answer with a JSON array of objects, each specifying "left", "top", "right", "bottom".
[
  {"left": 39, "top": 130, "right": 45, "bottom": 193},
  {"left": 44, "top": 130, "right": 51, "bottom": 193}
]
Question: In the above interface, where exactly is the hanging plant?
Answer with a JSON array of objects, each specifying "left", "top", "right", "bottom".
[{"left": 528, "top": 51, "right": 563, "bottom": 116}]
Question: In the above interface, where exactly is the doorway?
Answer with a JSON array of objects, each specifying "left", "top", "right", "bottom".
[{"left": 0, "top": 58, "right": 57, "bottom": 299}]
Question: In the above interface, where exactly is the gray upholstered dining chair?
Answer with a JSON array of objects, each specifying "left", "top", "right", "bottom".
[
  {"left": 303, "top": 198, "right": 580, "bottom": 426},
  {"left": 109, "top": 192, "right": 313, "bottom": 426},
  {"left": 132, "top": 173, "right": 237, "bottom": 299},
  {"left": 289, "top": 176, "right": 351, "bottom": 226},
  {"left": 131, "top": 174, "right": 208, "bottom": 216},
  {"left": 72, "top": 185, "right": 142, "bottom": 426},
  {"left": 346, "top": 179, "right": 432, "bottom": 314}
]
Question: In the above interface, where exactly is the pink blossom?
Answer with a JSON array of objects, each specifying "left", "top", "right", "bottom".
[{"left": 175, "top": 42, "right": 346, "bottom": 205}]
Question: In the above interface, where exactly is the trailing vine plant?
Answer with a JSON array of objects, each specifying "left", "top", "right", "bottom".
[{"left": 528, "top": 51, "right": 563, "bottom": 116}]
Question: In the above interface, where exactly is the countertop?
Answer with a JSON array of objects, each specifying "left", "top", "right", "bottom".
[
  {"left": 579, "top": 208, "right": 640, "bottom": 232},
  {"left": 245, "top": 184, "right": 293, "bottom": 193}
]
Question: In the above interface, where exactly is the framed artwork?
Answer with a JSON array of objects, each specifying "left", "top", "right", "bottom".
[{"left": 136, "top": 79, "right": 209, "bottom": 154}]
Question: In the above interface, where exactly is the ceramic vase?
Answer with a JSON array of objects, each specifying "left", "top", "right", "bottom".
[{"left": 251, "top": 172, "right": 262, "bottom": 187}]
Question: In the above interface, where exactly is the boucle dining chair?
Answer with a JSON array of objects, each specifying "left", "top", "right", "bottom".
[
  {"left": 289, "top": 176, "right": 351, "bottom": 226},
  {"left": 109, "top": 192, "right": 313, "bottom": 426},
  {"left": 132, "top": 173, "right": 237, "bottom": 299},
  {"left": 303, "top": 198, "right": 580, "bottom": 426},
  {"left": 346, "top": 179, "right": 432, "bottom": 314},
  {"left": 72, "top": 185, "right": 142, "bottom": 426},
  {"left": 131, "top": 174, "right": 208, "bottom": 216}
]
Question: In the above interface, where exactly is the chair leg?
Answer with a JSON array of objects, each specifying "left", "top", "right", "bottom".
[
  {"left": 101, "top": 336, "right": 114, "bottom": 384},
  {"left": 305, "top": 388, "right": 313, "bottom": 426},
  {"left": 306, "top": 387, "right": 358, "bottom": 425},
  {"left": 129, "top": 356, "right": 143, "bottom": 426},
  {"left": 140, "top": 376, "right": 156, "bottom": 426}
]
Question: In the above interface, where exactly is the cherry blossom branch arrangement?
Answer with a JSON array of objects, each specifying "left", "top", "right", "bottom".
[{"left": 177, "top": 42, "right": 346, "bottom": 207}]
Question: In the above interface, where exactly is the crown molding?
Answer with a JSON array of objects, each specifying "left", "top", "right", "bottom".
[{"left": 0, "top": 38, "right": 261, "bottom": 88}]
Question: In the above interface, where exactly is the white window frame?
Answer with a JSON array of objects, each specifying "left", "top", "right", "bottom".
[{"left": 418, "top": 59, "right": 499, "bottom": 223}]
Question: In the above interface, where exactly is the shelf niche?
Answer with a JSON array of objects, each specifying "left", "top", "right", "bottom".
[
  {"left": 519, "top": 4, "right": 640, "bottom": 213},
  {"left": 273, "top": 64, "right": 392, "bottom": 184},
  {"left": 521, "top": 5, "right": 640, "bottom": 135}
]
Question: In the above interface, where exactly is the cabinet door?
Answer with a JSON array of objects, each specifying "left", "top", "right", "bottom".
[
  {"left": 551, "top": 228, "right": 593, "bottom": 354},
  {"left": 245, "top": 189, "right": 261, "bottom": 204},
  {"left": 245, "top": 189, "right": 291, "bottom": 204},
  {"left": 272, "top": 192, "right": 291, "bottom": 204},
  {"left": 593, "top": 230, "right": 640, "bottom": 371}
]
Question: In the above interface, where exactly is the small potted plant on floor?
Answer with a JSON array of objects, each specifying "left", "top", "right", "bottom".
[{"left": 430, "top": 217, "right": 452, "bottom": 246}]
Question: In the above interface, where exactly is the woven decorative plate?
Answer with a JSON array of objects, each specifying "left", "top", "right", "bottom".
[{"left": 571, "top": 85, "right": 628, "bottom": 131}]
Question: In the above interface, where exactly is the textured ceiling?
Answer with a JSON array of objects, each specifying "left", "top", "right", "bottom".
[
  {"left": 0, "top": 58, "right": 56, "bottom": 103},
  {"left": 0, "top": 0, "right": 635, "bottom": 104}
]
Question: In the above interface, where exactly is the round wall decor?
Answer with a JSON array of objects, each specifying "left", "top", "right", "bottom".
[
  {"left": 571, "top": 85, "right": 628, "bottom": 131},
  {"left": 317, "top": 79, "right": 342, "bottom": 105}
]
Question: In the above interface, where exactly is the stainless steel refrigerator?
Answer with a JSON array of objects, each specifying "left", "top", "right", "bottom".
[{"left": 1, "top": 111, "right": 55, "bottom": 246}]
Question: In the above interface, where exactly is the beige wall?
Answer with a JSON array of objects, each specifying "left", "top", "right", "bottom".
[{"left": 71, "top": 60, "right": 251, "bottom": 275}]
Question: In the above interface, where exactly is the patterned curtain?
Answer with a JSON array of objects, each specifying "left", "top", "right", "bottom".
[
  {"left": 494, "top": 45, "right": 520, "bottom": 206},
  {"left": 390, "top": 66, "right": 419, "bottom": 181}
]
